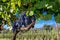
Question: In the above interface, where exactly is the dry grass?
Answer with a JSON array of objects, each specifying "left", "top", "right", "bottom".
[{"left": 0, "top": 28, "right": 60, "bottom": 40}]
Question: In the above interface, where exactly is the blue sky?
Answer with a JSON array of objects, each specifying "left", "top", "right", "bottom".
[
  {"left": 34, "top": 11, "right": 57, "bottom": 28},
  {"left": 34, "top": 20, "right": 56, "bottom": 28}
]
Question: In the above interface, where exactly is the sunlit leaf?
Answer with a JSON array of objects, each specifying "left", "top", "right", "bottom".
[
  {"left": 18, "top": 0, "right": 21, "bottom": 7},
  {"left": 2, "top": 0, "right": 6, "bottom": 2},
  {"left": 2, "top": 13, "right": 5, "bottom": 18}
]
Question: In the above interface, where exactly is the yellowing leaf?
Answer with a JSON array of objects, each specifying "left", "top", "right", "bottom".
[
  {"left": 0, "top": 12, "right": 2, "bottom": 15},
  {"left": 11, "top": 0, "right": 14, "bottom": 2},
  {"left": 5, "top": 13, "right": 9, "bottom": 19},
  {"left": 18, "top": 0, "right": 21, "bottom": 7},
  {"left": 29, "top": 11, "right": 34, "bottom": 16},
  {"left": 11, "top": 3, "right": 15, "bottom": 10},
  {"left": 2, "top": 14, "right": 4, "bottom": 18},
  {"left": 7, "top": 19, "right": 11, "bottom": 26},
  {"left": 26, "top": 11, "right": 29, "bottom": 16}
]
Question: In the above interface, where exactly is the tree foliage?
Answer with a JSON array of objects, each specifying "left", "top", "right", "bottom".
[{"left": 0, "top": 0, "right": 60, "bottom": 25}]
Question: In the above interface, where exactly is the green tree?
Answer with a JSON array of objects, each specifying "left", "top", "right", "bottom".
[{"left": 0, "top": 0, "right": 60, "bottom": 25}]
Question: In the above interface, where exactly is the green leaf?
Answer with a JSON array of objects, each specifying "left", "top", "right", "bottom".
[
  {"left": 30, "top": 7, "right": 36, "bottom": 11},
  {"left": 2, "top": 0, "right": 6, "bottom": 2},
  {"left": 55, "top": 14, "right": 60, "bottom": 23}
]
